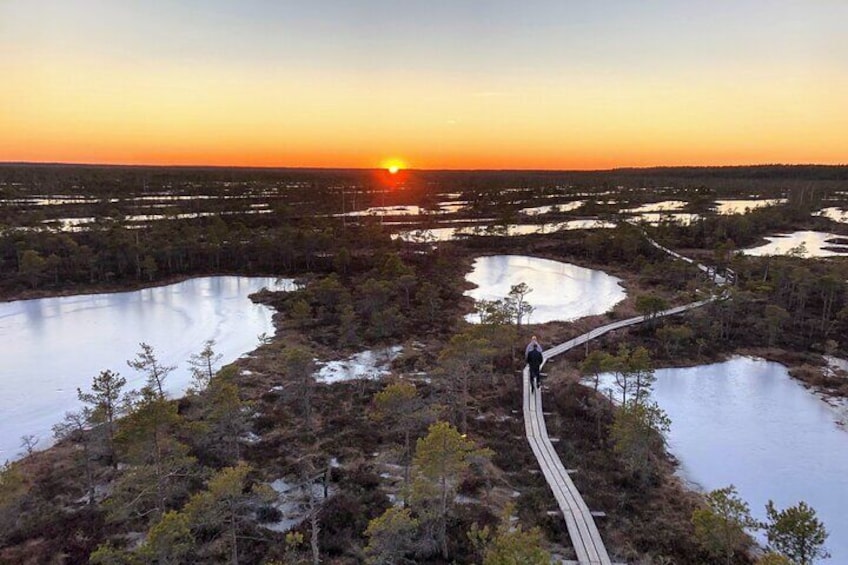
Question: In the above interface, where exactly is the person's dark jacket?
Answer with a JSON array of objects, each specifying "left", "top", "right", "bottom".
[{"left": 526, "top": 347, "right": 543, "bottom": 371}]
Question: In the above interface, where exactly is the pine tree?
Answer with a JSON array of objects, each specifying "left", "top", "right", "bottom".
[
  {"left": 77, "top": 369, "right": 126, "bottom": 465},
  {"left": 764, "top": 500, "right": 829, "bottom": 565},
  {"left": 412, "top": 421, "right": 492, "bottom": 560},
  {"left": 187, "top": 339, "right": 223, "bottom": 392},
  {"left": 371, "top": 381, "right": 432, "bottom": 499},
  {"left": 128, "top": 343, "right": 175, "bottom": 399},
  {"left": 364, "top": 507, "right": 419, "bottom": 565},
  {"left": 691, "top": 485, "right": 757, "bottom": 564}
]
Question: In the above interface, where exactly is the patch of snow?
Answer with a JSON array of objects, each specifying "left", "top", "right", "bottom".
[
  {"left": 240, "top": 432, "right": 261, "bottom": 445},
  {"left": 314, "top": 346, "right": 403, "bottom": 383},
  {"left": 269, "top": 478, "right": 296, "bottom": 494},
  {"left": 74, "top": 483, "right": 111, "bottom": 504},
  {"left": 824, "top": 356, "right": 848, "bottom": 377},
  {"left": 816, "top": 393, "right": 848, "bottom": 428},
  {"left": 264, "top": 477, "right": 335, "bottom": 533}
]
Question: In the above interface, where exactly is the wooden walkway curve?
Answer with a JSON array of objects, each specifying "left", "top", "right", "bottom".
[{"left": 522, "top": 231, "right": 729, "bottom": 564}]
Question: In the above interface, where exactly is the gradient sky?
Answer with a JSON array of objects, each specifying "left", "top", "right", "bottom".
[{"left": 2, "top": 1, "right": 846, "bottom": 169}]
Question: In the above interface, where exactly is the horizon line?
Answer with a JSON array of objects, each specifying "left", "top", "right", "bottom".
[{"left": 2, "top": 160, "right": 847, "bottom": 174}]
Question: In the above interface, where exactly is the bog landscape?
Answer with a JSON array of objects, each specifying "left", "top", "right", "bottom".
[
  {"left": 1, "top": 164, "right": 847, "bottom": 564},
  {"left": 2, "top": 2, "right": 847, "bottom": 564}
]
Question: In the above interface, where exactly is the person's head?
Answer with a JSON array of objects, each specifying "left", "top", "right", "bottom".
[{"left": 531, "top": 335, "right": 538, "bottom": 342}]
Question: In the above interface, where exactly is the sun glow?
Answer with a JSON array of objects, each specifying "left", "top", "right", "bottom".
[{"left": 382, "top": 158, "right": 405, "bottom": 174}]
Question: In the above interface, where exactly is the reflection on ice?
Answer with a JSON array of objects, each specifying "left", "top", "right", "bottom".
[
  {"left": 464, "top": 255, "right": 625, "bottom": 323},
  {"left": 0, "top": 276, "right": 293, "bottom": 460},
  {"left": 520, "top": 201, "right": 584, "bottom": 216},
  {"left": 394, "top": 219, "right": 615, "bottom": 242},
  {"left": 437, "top": 201, "right": 468, "bottom": 213},
  {"left": 714, "top": 199, "right": 786, "bottom": 215},
  {"left": 623, "top": 200, "right": 688, "bottom": 214},
  {"left": 595, "top": 357, "right": 848, "bottom": 561},
  {"left": 742, "top": 231, "right": 848, "bottom": 257},
  {"left": 631, "top": 212, "right": 700, "bottom": 226},
  {"left": 338, "top": 205, "right": 437, "bottom": 217},
  {"left": 41, "top": 209, "right": 272, "bottom": 232},
  {"left": 817, "top": 207, "right": 848, "bottom": 224}
]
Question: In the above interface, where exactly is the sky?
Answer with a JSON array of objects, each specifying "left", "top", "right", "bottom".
[{"left": 1, "top": 0, "right": 846, "bottom": 170}]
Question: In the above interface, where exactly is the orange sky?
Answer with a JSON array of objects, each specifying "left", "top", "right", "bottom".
[{"left": 2, "top": 2, "right": 847, "bottom": 170}]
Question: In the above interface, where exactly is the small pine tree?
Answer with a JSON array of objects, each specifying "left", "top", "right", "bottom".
[
  {"left": 127, "top": 343, "right": 175, "bottom": 399},
  {"left": 473, "top": 503, "right": 551, "bottom": 565},
  {"left": 763, "top": 500, "right": 829, "bottom": 565},
  {"left": 371, "top": 381, "right": 432, "bottom": 498},
  {"left": 364, "top": 506, "right": 419, "bottom": 565},
  {"left": 412, "top": 421, "right": 492, "bottom": 560},
  {"left": 140, "top": 510, "right": 194, "bottom": 564},
  {"left": 691, "top": 485, "right": 757, "bottom": 564},
  {"left": 187, "top": 339, "right": 223, "bottom": 392},
  {"left": 78, "top": 369, "right": 126, "bottom": 464}
]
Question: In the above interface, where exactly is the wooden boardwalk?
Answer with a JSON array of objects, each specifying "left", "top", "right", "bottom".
[
  {"left": 522, "top": 233, "right": 728, "bottom": 563},
  {"left": 523, "top": 364, "right": 612, "bottom": 564}
]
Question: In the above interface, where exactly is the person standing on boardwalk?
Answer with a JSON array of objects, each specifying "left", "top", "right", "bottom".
[{"left": 526, "top": 336, "right": 544, "bottom": 392}]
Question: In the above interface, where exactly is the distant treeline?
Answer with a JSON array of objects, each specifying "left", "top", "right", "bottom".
[{"left": 2, "top": 162, "right": 847, "bottom": 194}]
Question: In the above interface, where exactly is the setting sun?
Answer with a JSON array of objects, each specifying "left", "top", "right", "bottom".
[{"left": 381, "top": 158, "right": 405, "bottom": 174}]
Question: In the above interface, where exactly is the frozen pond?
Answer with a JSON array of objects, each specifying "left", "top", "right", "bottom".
[
  {"left": 0, "top": 276, "right": 292, "bottom": 461},
  {"left": 464, "top": 255, "right": 626, "bottom": 323},
  {"left": 817, "top": 207, "right": 848, "bottom": 224},
  {"left": 394, "top": 219, "right": 615, "bottom": 243},
  {"left": 631, "top": 212, "right": 700, "bottom": 226},
  {"left": 623, "top": 200, "right": 688, "bottom": 214},
  {"left": 520, "top": 201, "right": 585, "bottom": 216},
  {"left": 337, "top": 204, "right": 451, "bottom": 217},
  {"left": 597, "top": 357, "right": 848, "bottom": 560},
  {"left": 742, "top": 230, "right": 848, "bottom": 257},
  {"left": 714, "top": 199, "right": 786, "bottom": 214}
]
